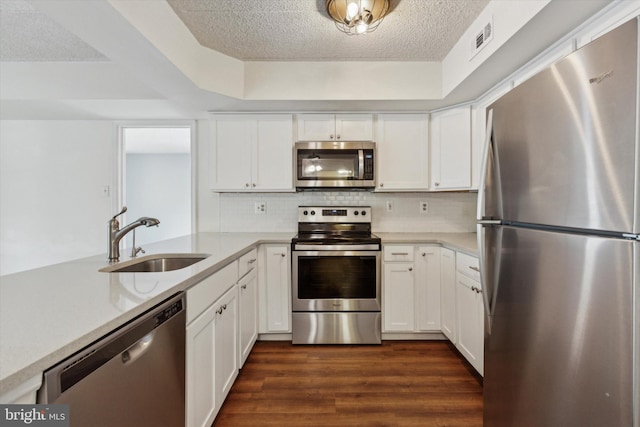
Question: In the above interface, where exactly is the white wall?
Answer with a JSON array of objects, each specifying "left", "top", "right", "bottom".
[
  {"left": 0, "top": 121, "right": 114, "bottom": 275},
  {"left": 125, "top": 153, "right": 191, "bottom": 245}
]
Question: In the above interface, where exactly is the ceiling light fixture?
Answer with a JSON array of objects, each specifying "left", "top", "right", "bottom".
[{"left": 326, "top": 0, "right": 390, "bottom": 36}]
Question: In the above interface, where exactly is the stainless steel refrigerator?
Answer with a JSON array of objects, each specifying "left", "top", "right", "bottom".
[{"left": 477, "top": 17, "right": 639, "bottom": 427}]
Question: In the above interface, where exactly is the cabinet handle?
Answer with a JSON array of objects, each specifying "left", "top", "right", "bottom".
[
  {"left": 330, "top": 134, "right": 334, "bottom": 139},
  {"left": 252, "top": 183, "right": 256, "bottom": 187},
  {"left": 241, "top": 284, "right": 247, "bottom": 290},
  {"left": 408, "top": 267, "right": 413, "bottom": 272},
  {"left": 379, "top": 183, "right": 384, "bottom": 188},
  {"left": 422, "top": 252, "right": 426, "bottom": 257},
  {"left": 223, "top": 304, "right": 227, "bottom": 311},
  {"left": 469, "top": 266, "right": 480, "bottom": 272},
  {"left": 245, "top": 183, "right": 250, "bottom": 188},
  {"left": 336, "top": 134, "right": 341, "bottom": 140},
  {"left": 435, "top": 182, "right": 440, "bottom": 187},
  {"left": 216, "top": 307, "right": 223, "bottom": 315},
  {"left": 248, "top": 259, "right": 257, "bottom": 264},
  {"left": 477, "top": 288, "right": 483, "bottom": 294},
  {"left": 281, "top": 253, "right": 286, "bottom": 257},
  {"left": 391, "top": 252, "right": 409, "bottom": 256}
]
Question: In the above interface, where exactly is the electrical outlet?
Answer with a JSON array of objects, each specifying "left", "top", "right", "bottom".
[
  {"left": 254, "top": 202, "right": 266, "bottom": 214},
  {"left": 420, "top": 201, "right": 429, "bottom": 214},
  {"left": 386, "top": 200, "right": 394, "bottom": 212}
]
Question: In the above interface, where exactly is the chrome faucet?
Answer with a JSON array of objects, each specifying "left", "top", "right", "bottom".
[{"left": 108, "top": 206, "right": 160, "bottom": 263}]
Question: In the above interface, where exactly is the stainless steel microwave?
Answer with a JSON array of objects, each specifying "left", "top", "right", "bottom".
[{"left": 294, "top": 141, "right": 376, "bottom": 189}]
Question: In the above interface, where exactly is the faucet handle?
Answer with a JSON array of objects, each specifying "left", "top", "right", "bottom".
[{"left": 112, "top": 206, "right": 127, "bottom": 221}]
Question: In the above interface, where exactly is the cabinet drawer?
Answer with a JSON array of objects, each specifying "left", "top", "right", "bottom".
[
  {"left": 456, "top": 252, "right": 480, "bottom": 282},
  {"left": 187, "top": 260, "right": 238, "bottom": 324},
  {"left": 238, "top": 248, "right": 258, "bottom": 278},
  {"left": 383, "top": 245, "right": 415, "bottom": 262}
]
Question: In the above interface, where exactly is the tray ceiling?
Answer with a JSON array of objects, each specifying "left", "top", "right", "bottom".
[{"left": 167, "top": 0, "right": 491, "bottom": 61}]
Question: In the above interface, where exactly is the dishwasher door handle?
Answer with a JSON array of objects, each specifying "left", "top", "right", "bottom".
[{"left": 122, "top": 331, "right": 155, "bottom": 365}]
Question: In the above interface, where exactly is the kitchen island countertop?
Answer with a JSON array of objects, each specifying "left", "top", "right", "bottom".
[{"left": 0, "top": 231, "right": 476, "bottom": 397}]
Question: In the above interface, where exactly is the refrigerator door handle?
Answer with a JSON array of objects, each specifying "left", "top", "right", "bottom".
[
  {"left": 476, "top": 109, "right": 504, "bottom": 221},
  {"left": 477, "top": 223, "right": 493, "bottom": 335},
  {"left": 477, "top": 109, "right": 493, "bottom": 220}
]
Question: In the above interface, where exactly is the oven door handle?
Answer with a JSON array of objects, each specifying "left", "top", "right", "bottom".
[
  {"left": 358, "top": 149, "right": 365, "bottom": 180},
  {"left": 294, "top": 244, "right": 380, "bottom": 251},
  {"left": 293, "top": 250, "right": 380, "bottom": 257}
]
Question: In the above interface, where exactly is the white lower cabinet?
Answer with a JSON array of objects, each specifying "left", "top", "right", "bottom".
[
  {"left": 258, "top": 245, "right": 291, "bottom": 333},
  {"left": 455, "top": 252, "right": 484, "bottom": 375},
  {"left": 186, "top": 300, "right": 217, "bottom": 427},
  {"left": 440, "top": 247, "right": 457, "bottom": 343},
  {"left": 456, "top": 274, "right": 484, "bottom": 375},
  {"left": 382, "top": 245, "right": 441, "bottom": 333},
  {"left": 214, "top": 287, "right": 239, "bottom": 408},
  {"left": 383, "top": 261, "right": 415, "bottom": 331},
  {"left": 186, "top": 262, "right": 239, "bottom": 427},
  {"left": 416, "top": 246, "right": 441, "bottom": 331},
  {"left": 238, "top": 266, "right": 258, "bottom": 367}
]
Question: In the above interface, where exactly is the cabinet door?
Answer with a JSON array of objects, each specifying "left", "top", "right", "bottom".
[
  {"left": 261, "top": 246, "right": 291, "bottom": 333},
  {"left": 296, "top": 114, "right": 336, "bottom": 141},
  {"left": 416, "top": 246, "right": 441, "bottom": 331},
  {"left": 440, "top": 248, "right": 457, "bottom": 343},
  {"left": 383, "top": 262, "right": 415, "bottom": 332},
  {"left": 209, "top": 117, "right": 254, "bottom": 190},
  {"left": 215, "top": 287, "right": 239, "bottom": 409},
  {"left": 238, "top": 269, "right": 258, "bottom": 367},
  {"left": 255, "top": 115, "right": 293, "bottom": 190},
  {"left": 335, "top": 114, "right": 373, "bottom": 140},
  {"left": 456, "top": 273, "right": 484, "bottom": 375},
  {"left": 430, "top": 107, "right": 471, "bottom": 190},
  {"left": 186, "top": 303, "right": 217, "bottom": 427},
  {"left": 376, "top": 114, "right": 429, "bottom": 191}
]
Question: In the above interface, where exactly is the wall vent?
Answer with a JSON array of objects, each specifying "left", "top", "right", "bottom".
[{"left": 470, "top": 17, "right": 493, "bottom": 60}]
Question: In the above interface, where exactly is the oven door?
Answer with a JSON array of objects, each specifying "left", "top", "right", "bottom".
[{"left": 292, "top": 250, "right": 381, "bottom": 312}]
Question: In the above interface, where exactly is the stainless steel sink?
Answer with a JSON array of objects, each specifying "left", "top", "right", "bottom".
[{"left": 100, "top": 253, "right": 210, "bottom": 273}]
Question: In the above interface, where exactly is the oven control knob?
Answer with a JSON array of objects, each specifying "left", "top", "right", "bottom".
[
  {"left": 310, "top": 210, "right": 316, "bottom": 216},
  {"left": 354, "top": 210, "right": 359, "bottom": 215},
  {"left": 303, "top": 210, "right": 308, "bottom": 216},
  {"left": 361, "top": 211, "right": 367, "bottom": 216}
]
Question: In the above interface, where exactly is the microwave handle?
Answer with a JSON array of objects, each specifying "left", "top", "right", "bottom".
[{"left": 358, "top": 150, "right": 364, "bottom": 180}]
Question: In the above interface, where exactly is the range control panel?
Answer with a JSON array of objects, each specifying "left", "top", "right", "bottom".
[{"left": 298, "top": 206, "right": 372, "bottom": 223}]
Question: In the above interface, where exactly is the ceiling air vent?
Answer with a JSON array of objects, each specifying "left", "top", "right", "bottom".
[{"left": 470, "top": 17, "right": 493, "bottom": 60}]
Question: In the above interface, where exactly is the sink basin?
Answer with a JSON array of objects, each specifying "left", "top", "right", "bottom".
[{"left": 100, "top": 253, "right": 210, "bottom": 273}]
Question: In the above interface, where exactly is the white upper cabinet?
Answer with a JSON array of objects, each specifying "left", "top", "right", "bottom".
[
  {"left": 296, "top": 114, "right": 373, "bottom": 141},
  {"left": 375, "top": 114, "right": 429, "bottom": 191},
  {"left": 430, "top": 106, "right": 472, "bottom": 191},
  {"left": 209, "top": 115, "right": 294, "bottom": 192}
]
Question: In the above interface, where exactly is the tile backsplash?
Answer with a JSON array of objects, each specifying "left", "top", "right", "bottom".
[{"left": 218, "top": 191, "right": 477, "bottom": 233}]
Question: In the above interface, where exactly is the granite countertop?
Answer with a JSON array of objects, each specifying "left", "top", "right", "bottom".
[{"left": 0, "top": 231, "right": 476, "bottom": 395}]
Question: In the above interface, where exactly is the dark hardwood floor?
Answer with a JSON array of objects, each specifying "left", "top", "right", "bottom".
[{"left": 213, "top": 340, "right": 483, "bottom": 427}]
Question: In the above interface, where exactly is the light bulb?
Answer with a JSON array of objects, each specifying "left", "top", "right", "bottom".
[
  {"left": 356, "top": 22, "right": 368, "bottom": 34},
  {"left": 346, "top": 2, "right": 359, "bottom": 20}
]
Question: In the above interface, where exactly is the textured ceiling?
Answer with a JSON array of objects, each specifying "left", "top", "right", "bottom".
[
  {"left": 167, "top": 0, "right": 490, "bottom": 61},
  {"left": 0, "top": 0, "right": 107, "bottom": 61},
  {"left": 0, "top": 0, "right": 489, "bottom": 62}
]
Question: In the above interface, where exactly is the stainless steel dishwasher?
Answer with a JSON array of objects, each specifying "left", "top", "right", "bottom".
[{"left": 38, "top": 292, "right": 185, "bottom": 426}]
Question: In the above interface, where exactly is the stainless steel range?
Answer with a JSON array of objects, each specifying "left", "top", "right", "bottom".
[{"left": 291, "top": 206, "right": 381, "bottom": 344}]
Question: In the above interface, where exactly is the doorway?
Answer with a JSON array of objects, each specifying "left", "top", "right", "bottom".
[{"left": 119, "top": 125, "right": 194, "bottom": 249}]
